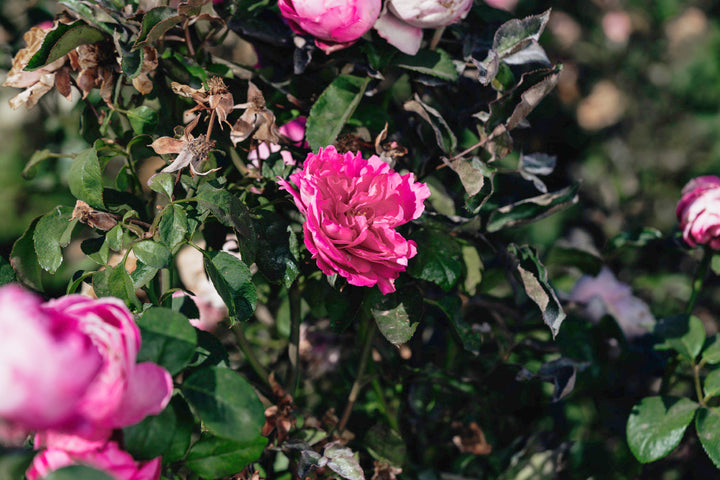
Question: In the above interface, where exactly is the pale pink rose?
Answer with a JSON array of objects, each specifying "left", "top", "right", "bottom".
[
  {"left": 485, "top": 0, "right": 518, "bottom": 12},
  {"left": 374, "top": 0, "right": 473, "bottom": 55},
  {"left": 278, "top": 0, "right": 382, "bottom": 54},
  {"left": 676, "top": 176, "right": 720, "bottom": 249},
  {"left": 570, "top": 268, "right": 655, "bottom": 339},
  {"left": 0, "top": 285, "right": 102, "bottom": 436},
  {"left": 27, "top": 439, "right": 161, "bottom": 480},
  {"left": 279, "top": 146, "right": 431, "bottom": 294},
  {"left": 248, "top": 116, "right": 308, "bottom": 167},
  {"left": 41, "top": 295, "right": 173, "bottom": 440}
]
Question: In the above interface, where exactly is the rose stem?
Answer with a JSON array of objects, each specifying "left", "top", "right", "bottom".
[
  {"left": 685, "top": 246, "right": 712, "bottom": 315},
  {"left": 338, "top": 315, "right": 377, "bottom": 433},
  {"left": 429, "top": 26, "right": 446, "bottom": 50},
  {"left": 286, "top": 284, "right": 302, "bottom": 396},
  {"left": 232, "top": 323, "right": 271, "bottom": 388}
]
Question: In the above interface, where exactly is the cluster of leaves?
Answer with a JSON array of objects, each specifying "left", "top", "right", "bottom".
[{"left": 7, "top": 0, "right": 714, "bottom": 479}]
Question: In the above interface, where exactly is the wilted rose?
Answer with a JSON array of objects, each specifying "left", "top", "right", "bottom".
[
  {"left": 248, "top": 116, "right": 308, "bottom": 167},
  {"left": 676, "top": 176, "right": 720, "bottom": 249},
  {"left": 27, "top": 438, "right": 161, "bottom": 480},
  {"left": 278, "top": 0, "right": 382, "bottom": 54},
  {"left": 279, "top": 146, "right": 430, "bottom": 294},
  {"left": 374, "top": 0, "right": 473, "bottom": 55}
]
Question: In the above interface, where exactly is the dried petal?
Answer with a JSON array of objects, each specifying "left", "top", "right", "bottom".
[
  {"left": 132, "top": 73, "right": 154, "bottom": 95},
  {"left": 149, "top": 137, "right": 186, "bottom": 155},
  {"left": 8, "top": 73, "right": 55, "bottom": 110}
]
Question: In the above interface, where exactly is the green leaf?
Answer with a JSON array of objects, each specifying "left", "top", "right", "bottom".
[
  {"left": 703, "top": 335, "right": 720, "bottom": 364},
  {"left": 106, "top": 225, "right": 124, "bottom": 251},
  {"left": 203, "top": 251, "right": 256, "bottom": 323},
  {"left": 365, "top": 425, "right": 407, "bottom": 467},
  {"left": 0, "top": 256, "right": 16, "bottom": 286},
  {"left": 696, "top": 407, "right": 720, "bottom": 468},
  {"left": 196, "top": 182, "right": 258, "bottom": 264},
  {"left": 148, "top": 172, "right": 175, "bottom": 199},
  {"left": 255, "top": 212, "right": 299, "bottom": 288},
  {"left": 704, "top": 368, "right": 720, "bottom": 399},
  {"left": 92, "top": 264, "right": 140, "bottom": 309},
  {"left": 545, "top": 245, "right": 603, "bottom": 276},
  {"left": 133, "top": 7, "right": 184, "bottom": 50},
  {"left": 159, "top": 204, "right": 188, "bottom": 251},
  {"left": 136, "top": 307, "right": 197, "bottom": 375},
  {"left": 492, "top": 9, "right": 551, "bottom": 60},
  {"left": 33, "top": 206, "right": 75, "bottom": 274},
  {"left": 507, "top": 244, "right": 566, "bottom": 338},
  {"left": 186, "top": 435, "right": 268, "bottom": 478},
  {"left": 447, "top": 156, "right": 494, "bottom": 197},
  {"left": 26, "top": 21, "right": 106, "bottom": 71},
  {"left": 395, "top": 48, "right": 458, "bottom": 82},
  {"left": 609, "top": 228, "right": 663, "bottom": 251},
  {"left": 403, "top": 95, "right": 457, "bottom": 153},
  {"left": 22, "top": 149, "right": 54, "bottom": 180},
  {"left": 126, "top": 106, "right": 159, "bottom": 135},
  {"left": 68, "top": 148, "right": 105, "bottom": 209},
  {"left": 369, "top": 289, "right": 418, "bottom": 345},
  {"left": 0, "top": 448, "right": 35, "bottom": 480},
  {"left": 626, "top": 396, "right": 698, "bottom": 463},
  {"left": 10, "top": 217, "right": 42, "bottom": 291},
  {"left": 133, "top": 240, "right": 171, "bottom": 269},
  {"left": 80, "top": 237, "right": 109, "bottom": 265},
  {"left": 486, "top": 184, "right": 578, "bottom": 232},
  {"left": 437, "top": 294, "right": 484, "bottom": 354},
  {"left": 654, "top": 314, "right": 705, "bottom": 361},
  {"left": 129, "top": 260, "right": 159, "bottom": 289},
  {"left": 322, "top": 443, "right": 364, "bottom": 480},
  {"left": 407, "top": 229, "right": 462, "bottom": 292},
  {"left": 44, "top": 465, "right": 116, "bottom": 480},
  {"left": 124, "top": 395, "right": 193, "bottom": 461},
  {"left": 306, "top": 75, "right": 370, "bottom": 151},
  {"left": 182, "top": 366, "right": 265, "bottom": 443}
]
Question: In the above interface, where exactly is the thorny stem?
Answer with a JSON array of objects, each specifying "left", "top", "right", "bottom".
[
  {"left": 692, "top": 360, "right": 707, "bottom": 407},
  {"left": 286, "top": 284, "right": 302, "bottom": 397},
  {"left": 429, "top": 26, "right": 445, "bottom": 50},
  {"left": 338, "top": 316, "right": 377, "bottom": 433},
  {"left": 232, "top": 323, "right": 271, "bottom": 388}
]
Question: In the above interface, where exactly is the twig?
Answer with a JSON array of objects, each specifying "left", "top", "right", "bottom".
[
  {"left": 232, "top": 323, "right": 271, "bottom": 388},
  {"left": 338, "top": 317, "right": 377, "bottom": 433},
  {"left": 286, "top": 284, "right": 302, "bottom": 396}
]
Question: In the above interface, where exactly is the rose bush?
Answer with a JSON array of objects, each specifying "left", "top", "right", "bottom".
[
  {"left": 676, "top": 175, "right": 720, "bottom": 249},
  {"left": 278, "top": 0, "right": 382, "bottom": 53},
  {"left": 279, "top": 146, "right": 430, "bottom": 294}
]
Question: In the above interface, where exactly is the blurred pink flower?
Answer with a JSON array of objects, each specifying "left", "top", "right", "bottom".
[
  {"left": 484, "top": 0, "right": 518, "bottom": 12},
  {"left": 0, "top": 285, "right": 102, "bottom": 436},
  {"left": 278, "top": 0, "right": 382, "bottom": 54},
  {"left": 602, "top": 11, "right": 632, "bottom": 44},
  {"left": 27, "top": 439, "right": 161, "bottom": 480},
  {"left": 570, "top": 268, "right": 655, "bottom": 339},
  {"left": 677, "top": 176, "right": 720, "bottom": 249},
  {"left": 374, "top": 0, "right": 473, "bottom": 55},
  {"left": 248, "top": 116, "right": 308, "bottom": 167},
  {"left": 279, "top": 146, "right": 430, "bottom": 294}
]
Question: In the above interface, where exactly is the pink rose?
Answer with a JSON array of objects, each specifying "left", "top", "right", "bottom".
[
  {"left": 0, "top": 285, "right": 102, "bottom": 435},
  {"left": 279, "top": 146, "right": 431, "bottom": 294},
  {"left": 676, "top": 176, "right": 720, "bottom": 249},
  {"left": 278, "top": 0, "right": 382, "bottom": 54},
  {"left": 27, "top": 439, "right": 161, "bottom": 480},
  {"left": 43, "top": 295, "right": 173, "bottom": 440},
  {"left": 374, "top": 0, "right": 473, "bottom": 55}
]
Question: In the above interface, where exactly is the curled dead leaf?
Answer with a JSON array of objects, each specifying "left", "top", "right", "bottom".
[{"left": 452, "top": 422, "right": 493, "bottom": 455}]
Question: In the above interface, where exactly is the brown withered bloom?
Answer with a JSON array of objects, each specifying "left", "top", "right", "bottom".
[
  {"left": 131, "top": 46, "right": 158, "bottom": 95},
  {"left": 172, "top": 76, "right": 235, "bottom": 129},
  {"left": 71, "top": 200, "right": 118, "bottom": 231},
  {"left": 230, "top": 82, "right": 281, "bottom": 146},
  {"left": 261, "top": 373, "right": 296, "bottom": 444},
  {"left": 149, "top": 132, "right": 219, "bottom": 180},
  {"left": 375, "top": 123, "right": 408, "bottom": 168},
  {"left": 371, "top": 462, "right": 402, "bottom": 480},
  {"left": 452, "top": 421, "right": 493, "bottom": 455},
  {"left": 3, "top": 23, "right": 72, "bottom": 109},
  {"left": 72, "top": 43, "right": 116, "bottom": 105}
]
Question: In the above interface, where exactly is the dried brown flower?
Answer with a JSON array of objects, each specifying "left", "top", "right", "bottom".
[
  {"left": 230, "top": 82, "right": 281, "bottom": 146},
  {"left": 149, "top": 133, "right": 219, "bottom": 179},
  {"left": 71, "top": 200, "right": 118, "bottom": 231},
  {"left": 131, "top": 46, "right": 159, "bottom": 95},
  {"left": 371, "top": 461, "right": 402, "bottom": 480},
  {"left": 452, "top": 421, "right": 493, "bottom": 455},
  {"left": 261, "top": 373, "right": 296, "bottom": 443}
]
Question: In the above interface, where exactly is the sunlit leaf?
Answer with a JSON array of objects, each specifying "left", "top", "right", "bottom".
[{"left": 627, "top": 396, "right": 698, "bottom": 463}]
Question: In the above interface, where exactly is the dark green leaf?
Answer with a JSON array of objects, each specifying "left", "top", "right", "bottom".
[
  {"left": 129, "top": 260, "right": 159, "bottom": 289},
  {"left": 696, "top": 407, "right": 720, "bottom": 468},
  {"left": 133, "top": 240, "right": 171, "bottom": 269},
  {"left": 44, "top": 465, "right": 116, "bottom": 480},
  {"left": 148, "top": 172, "right": 175, "bottom": 199},
  {"left": 437, "top": 294, "right": 484, "bottom": 354},
  {"left": 627, "top": 396, "right": 698, "bottom": 463},
  {"left": 33, "top": 206, "right": 75, "bottom": 274},
  {"left": 703, "top": 335, "right": 720, "bottom": 364},
  {"left": 159, "top": 204, "right": 188, "bottom": 251},
  {"left": 255, "top": 212, "right": 299, "bottom": 288},
  {"left": 507, "top": 244, "right": 566, "bottom": 338},
  {"left": 92, "top": 264, "right": 140, "bottom": 309},
  {"left": 545, "top": 245, "right": 603, "bottom": 276},
  {"left": 10, "top": 217, "right": 42, "bottom": 291},
  {"left": 0, "top": 448, "right": 35, "bottom": 480},
  {"left": 137, "top": 307, "right": 197, "bottom": 375},
  {"left": 68, "top": 148, "right": 105, "bottom": 209},
  {"left": 81, "top": 236, "right": 109, "bottom": 265},
  {"left": 22, "top": 149, "right": 55, "bottom": 180},
  {"left": 133, "top": 7, "right": 184, "bottom": 50},
  {"left": 365, "top": 425, "right": 406, "bottom": 467},
  {"left": 124, "top": 394, "right": 193, "bottom": 461},
  {"left": 106, "top": 225, "right": 124, "bottom": 251},
  {"left": 126, "top": 106, "right": 159, "bottom": 135},
  {"left": 369, "top": 289, "right": 418, "bottom": 345},
  {"left": 186, "top": 434, "right": 267, "bottom": 478},
  {"left": 407, "top": 229, "right": 462, "bottom": 291},
  {"left": 0, "top": 256, "right": 16, "bottom": 286},
  {"left": 487, "top": 184, "right": 578, "bottom": 232},
  {"left": 182, "top": 366, "right": 265, "bottom": 443},
  {"left": 26, "top": 21, "right": 106, "bottom": 71},
  {"left": 395, "top": 48, "right": 458, "bottom": 82},
  {"left": 654, "top": 314, "right": 705, "bottom": 361},
  {"left": 203, "top": 251, "right": 256, "bottom": 323},
  {"left": 704, "top": 369, "right": 720, "bottom": 399},
  {"left": 306, "top": 75, "right": 370, "bottom": 151},
  {"left": 403, "top": 95, "right": 457, "bottom": 153},
  {"left": 609, "top": 228, "right": 663, "bottom": 250}
]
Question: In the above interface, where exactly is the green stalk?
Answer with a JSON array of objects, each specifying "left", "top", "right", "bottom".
[
  {"left": 685, "top": 246, "right": 712, "bottom": 315},
  {"left": 232, "top": 323, "right": 270, "bottom": 388},
  {"left": 286, "top": 284, "right": 302, "bottom": 397},
  {"left": 338, "top": 316, "right": 377, "bottom": 433}
]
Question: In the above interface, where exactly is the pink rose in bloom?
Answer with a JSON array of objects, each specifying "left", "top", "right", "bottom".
[
  {"left": 0, "top": 285, "right": 102, "bottom": 435},
  {"left": 374, "top": 0, "right": 473, "bottom": 55},
  {"left": 676, "top": 176, "right": 720, "bottom": 249},
  {"left": 279, "top": 146, "right": 431, "bottom": 294},
  {"left": 27, "top": 439, "right": 161, "bottom": 480},
  {"left": 278, "top": 0, "right": 382, "bottom": 54}
]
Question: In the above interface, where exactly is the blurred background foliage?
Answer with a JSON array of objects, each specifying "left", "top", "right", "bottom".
[{"left": 4, "top": 0, "right": 720, "bottom": 478}]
